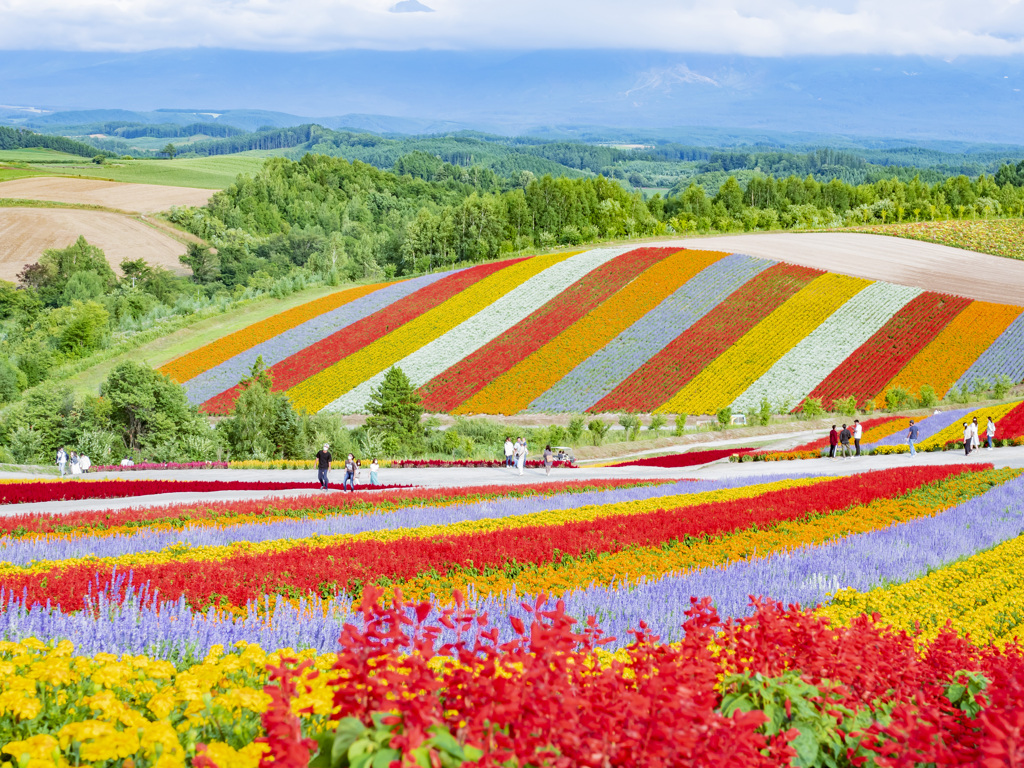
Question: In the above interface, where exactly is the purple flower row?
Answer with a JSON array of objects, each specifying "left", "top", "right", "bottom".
[
  {"left": 867, "top": 407, "right": 973, "bottom": 449},
  {"left": 953, "top": 310, "right": 1024, "bottom": 390},
  {"left": 528, "top": 254, "right": 772, "bottom": 413}
]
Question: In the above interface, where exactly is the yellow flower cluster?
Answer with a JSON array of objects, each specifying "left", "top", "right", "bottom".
[
  {"left": 456, "top": 249, "right": 724, "bottom": 415},
  {"left": 659, "top": 274, "right": 870, "bottom": 415},
  {"left": 872, "top": 301, "right": 1022, "bottom": 408},
  {"left": 1, "top": 477, "right": 827, "bottom": 581},
  {"left": 0, "top": 640, "right": 339, "bottom": 768},
  {"left": 821, "top": 526, "right": 1024, "bottom": 645},
  {"left": 287, "top": 253, "right": 573, "bottom": 413},
  {"left": 402, "top": 468, "right": 1017, "bottom": 605},
  {"left": 159, "top": 283, "right": 387, "bottom": 384}
]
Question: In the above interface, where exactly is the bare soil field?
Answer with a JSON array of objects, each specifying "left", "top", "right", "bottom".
[
  {"left": 0, "top": 177, "right": 213, "bottom": 214},
  {"left": 0, "top": 207, "right": 188, "bottom": 281},
  {"left": 669, "top": 232, "right": 1024, "bottom": 305}
]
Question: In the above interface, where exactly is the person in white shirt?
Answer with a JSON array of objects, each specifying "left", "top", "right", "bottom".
[
  {"left": 56, "top": 447, "right": 67, "bottom": 477},
  {"left": 80, "top": 454, "right": 91, "bottom": 473},
  {"left": 970, "top": 418, "right": 980, "bottom": 452},
  {"left": 853, "top": 419, "right": 863, "bottom": 457},
  {"left": 120, "top": 457, "right": 134, "bottom": 467},
  {"left": 369, "top": 458, "right": 380, "bottom": 486},
  {"left": 963, "top": 422, "right": 973, "bottom": 456},
  {"left": 503, "top": 437, "right": 514, "bottom": 468},
  {"left": 514, "top": 437, "right": 527, "bottom": 476},
  {"left": 986, "top": 416, "right": 996, "bottom": 450}
]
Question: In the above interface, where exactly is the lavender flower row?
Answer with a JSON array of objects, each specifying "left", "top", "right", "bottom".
[
  {"left": 2, "top": 472, "right": 1016, "bottom": 659},
  {"left": 953, "top": 310, "right": 1024, "bottom": 391},
  {"left": 0, "top": 474, "right": 819, "bottom": 566},
  {"left": 527, "top": 254, "right": 771, "bottom": 413},
  {"left": 867, "top": 407, "right": 973, "bottom": 449},
  {"left": 183, "top": 270, "right": 455, "bottom": 405}
]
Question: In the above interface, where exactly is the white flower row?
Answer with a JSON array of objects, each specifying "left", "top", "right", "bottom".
[
  {"left": 322, "top": 246, "right": 636, "bottom": 413},
  {"left": 730, "top": 281, "right": 921, "bottom": 414}
]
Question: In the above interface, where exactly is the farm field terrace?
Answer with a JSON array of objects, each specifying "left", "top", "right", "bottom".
[
  {"left": 3, "top": 463, "right": 1024, "bottom": 765},
  {"left": 163, "top": 243, "right": 1024, "bottom": 416}
]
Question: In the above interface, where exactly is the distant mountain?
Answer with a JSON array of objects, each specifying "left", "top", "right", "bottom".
[{"left": 1, "top": 49, "right": 1023, "bottom": 143}]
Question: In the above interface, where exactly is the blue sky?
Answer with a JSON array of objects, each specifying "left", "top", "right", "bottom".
[{"left": 1, "top": 0, "right": 1022, "bottom": 56}]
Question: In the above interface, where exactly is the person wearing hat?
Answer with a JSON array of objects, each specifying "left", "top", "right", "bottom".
[{"left": 315, "top": 443, "right": 332, "bottom": 490}]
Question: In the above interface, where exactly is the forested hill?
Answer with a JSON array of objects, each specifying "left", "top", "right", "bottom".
[{"left": 0, "top": 126, "right": 105, "bottom": 158}]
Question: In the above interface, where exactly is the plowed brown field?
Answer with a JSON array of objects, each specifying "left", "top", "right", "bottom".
[
  {"left": 0, "top": 208, "right": 188, "bottom": 282},
  {"left": 0, "top": 177, "right": 212, "bottom": 213}
]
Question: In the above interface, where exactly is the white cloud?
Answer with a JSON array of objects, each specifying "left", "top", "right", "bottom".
[{"left": 1, "top": 0, "right": 1023, "bottom": 55}]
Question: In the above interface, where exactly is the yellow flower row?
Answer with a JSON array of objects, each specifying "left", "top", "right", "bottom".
[
  {"left": 862, "top": 417, "right": 912, "bottom": 443},
  {"left": 159, "top": 283, "right": 388, "bottom": 384},
  {"left": 0, "top": 640, "right": 335, "bottom": 768},
  {"left": 0, "top": 477, "right": 827, "bottom": 578},
  {"left": 921, "top": 399, "right": 1022, "bottom": 448},
  {"left": 872, "top": 301, "right": 1022, "bottom": 408},
  {"left": 287, "top": 253, "right": 575, "bottom": 413},
  {"left": 400, "top": 468, "right": 1016, "bottom": 605},
  {"left": 659, "top": 273, "right": 871, "bottom": 415},
  {"left": 820, "top": 528, "right": 1024, "bottom": 645},
  {"left": 455, "top": 249, "right": 724, "bottom": 415}
]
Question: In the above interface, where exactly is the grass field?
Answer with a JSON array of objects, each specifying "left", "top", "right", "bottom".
[
  {"left": 0, "top": 153, "right": 266, "bottom": 190},
  {"left": 851, "top": 219, "right": 1024, "bottom": 262}
]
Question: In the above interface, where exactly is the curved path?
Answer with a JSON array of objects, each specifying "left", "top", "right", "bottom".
[{"left": 665, "top": 232, "right": 1024, "bottom": 305}]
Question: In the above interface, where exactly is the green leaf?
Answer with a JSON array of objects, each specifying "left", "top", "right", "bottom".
[
  {"left": 371, "top": 748, "right": 401, "bottom": 768},
  {"left": 790, "top": 728, "right": 820, "bottom": 767},
  {"left": 946, "top": 683, "right": 966, "bottom": 704}
]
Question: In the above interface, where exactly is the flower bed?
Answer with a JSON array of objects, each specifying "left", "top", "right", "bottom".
[
  {"left": 91, "top": 461, "right": 230, "bottom": 472},
  {"left": 594, "top": 262, "right": 820, "bottom": 413},
  {"left": 731, "top": 449, "right": 821, "bottom": 462},
  {"left": 418, "top": 246, "right": 679, "bottom": 412},
  {"left": 612, "top": 447, "right": 755, "bottom": 467}
]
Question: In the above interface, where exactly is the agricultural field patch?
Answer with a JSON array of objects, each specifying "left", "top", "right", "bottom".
[
  {"left": 855, "top": 217, "right": 1024, "bottom": 261},
  {"left": 0, "top": 176, "right": 213, "bottom": 213}
]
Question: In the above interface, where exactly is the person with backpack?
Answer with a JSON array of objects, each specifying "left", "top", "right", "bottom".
[
  {"left": 315, "top": 443, "right": 332, "bottom": 490},
  {"left": 839, "top": 424, "right": 852, "bottom": 460}
]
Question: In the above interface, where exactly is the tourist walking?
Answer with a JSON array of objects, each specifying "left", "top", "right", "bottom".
[
  {"left": 504, "top": 437, "right": 514, "bottom": 468},
  {"left": 343, "top": 453, "right": 357, "bottom": 491},
  {"left": 963, "top": 423, "right": 972, "bottom": 456},
  {"left": 543, "top": 444, "right": 554, "bottom": 476},
  {"left": 986, "top": 416, "right": 996, "bottom": 450},
  {"left": 515, "top": 437, "right": 527, "bottom": 476},
  {"left": 828, "top": 425, "right": 838, "bottom": 460},
  {"left": 370, "top": 458, "right": 380, "bottom": 486},
  {"left": 907, "top": 419, "right": 919, "bottom": 456},
  {"left": 970, "top": 418, "right": 980, "bottom": 453},
  {"left": 69, "top": 452, "right": 81, "bottom": 476},
  {"left": 315, "top": 443, "right": 332, "bottom": 490},
  {"left": 839, "top": 424, "right": 852, "bottom": 459},
  {"left": 853, "top": 419, "right": 863, "bottom": 456},
  {"left": 56, "top": 446, "right": 67, "bottom": 477}
]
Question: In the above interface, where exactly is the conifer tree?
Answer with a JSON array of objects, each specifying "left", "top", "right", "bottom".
[{"left": 364, "top": 366, "right": 425, "bottom": 456}]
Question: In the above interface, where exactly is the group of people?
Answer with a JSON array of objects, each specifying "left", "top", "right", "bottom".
[
  {"left": 503, "top": 437, "right": 559, "bottom": 475},
  {"left": 55, "top": 447, "right": 91, "bottom": 477},
  {"left": 314, "top": 444, "right": 380, "bottom": 491},
  {"left": 827, "top": 420, "right": 864, "bottom": 460},
  {"left": 962, "top": 416, "right": 996, "bottom": 456}
]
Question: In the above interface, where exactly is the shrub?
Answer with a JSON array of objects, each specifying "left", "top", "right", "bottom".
[
  {"left": 567, "top": 415, "right": 585, "bottom": 446},
  {"left": 884, "top": 387, "right": 913, "bottom": 412},
  {"left": 757, "top": 397, "right": 772, "bottom": 427},
  {"left": 993, "top": 374, "right": 1013, "bottom": 400},
  {"left": 587, "top": 419, "right": 610, "bottom": 445},
  {"left": 716, "top": 407, "right": 732, "bottom": 430},
  {"left": 673, "top": 413, "right": 687, "bottom": 436},
  {"left": 971, "top": 377, "right": 991, "bottom": 400},
  {"left": 835, "top": 396, "right": 858, "bottom": 417},
  {"left": 801, "top": 397, "right": 825, "bottom": 420},
  {"left": 648, "top": 414, "right": 666, "bottom": 435},
  {"left": 917, "top": 384, "right": 938, "bottom": 408},
  {"left": 618, "top": 413, "right": 641, "bottom": 441},
  {"left": 948, "top": 383, "right": 971, "bottom": 404}
]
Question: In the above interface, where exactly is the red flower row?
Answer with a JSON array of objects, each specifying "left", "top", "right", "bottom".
[
  {"left": 0, "top": 478, "right": 669, "bottom": 537},
  {"left": 418, "top": 247, "right": 678, "bottom": 412},
  {"left": 201, "top": 258, "right": 524, "bottom": 414},
  {"left": 4, "top": 465, "right": 976, "bottom": 610},
  {"left": 386, "top": 458, "right": 575, "bottom": 468},
  {"left": 995, "top": 399, "right": 1024, "bottom": 440},
  {"left": 609, "top": 447, "right": 755, "bottom": 467},
  {"left": 0, "top": 480, "right": 408, "bottom": 506},
  {"left": 594, "top": 263, "right": 821, "bottom": 413},
  {"left": 264, "top": 589, "right": 1024, "bottom": 767},
  {"left": 806, "top": 292, "right": 970, "bottom": 410}
]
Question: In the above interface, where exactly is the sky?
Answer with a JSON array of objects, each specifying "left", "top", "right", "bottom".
[{"left": 1, "top": 0, "right": 1023, "bottom": 56}]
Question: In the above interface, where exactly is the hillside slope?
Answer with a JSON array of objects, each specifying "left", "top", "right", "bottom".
[{"left": 162, "top": 236, "right": 1024, "bottom": 416}]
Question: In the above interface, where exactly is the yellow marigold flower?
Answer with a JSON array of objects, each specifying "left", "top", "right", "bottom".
[
  {"left": 0, "top": 691, "right": 42, "bottom": 721},
  {"left": 1, "top": 734, "right": 64, "bottom": 765},
  {"left": 146, "top": 691, "right": 177, "bottom": 720},
  {"left": 59, "top": 720, "right": 139, "bottom": 762},
  {"left": 139, "top": 721, "right": 184, "bottom": 761}
]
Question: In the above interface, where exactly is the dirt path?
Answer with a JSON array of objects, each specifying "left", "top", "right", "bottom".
[
  {"left": 0, "top": 177, "right": 212, "bottom": 214},
  {"left": 0, "top": 207, "right": 189, "bottom": 281},
  {"left": 666, "top": 232, "right": 1024, "bottom": 305}
]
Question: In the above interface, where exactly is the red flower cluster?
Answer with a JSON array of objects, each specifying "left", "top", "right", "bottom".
[
  {"left": 594, "top": 263, "right": 821, "bottom": 413},
  {"left": 386, "top": 458, "right": 574, "bottom": 468},
  {"left": 0, "top": 478, "right": 669, "bottom": 537},
  {"left": 5, "top": 465, "right": 979, "bottom": 611},
  {"left": 201, "top": 259, "right": 524, "bottom": 414},
  {"left": 995, "top": 400, "right": 1024, "bottom": 441},
  {"left": 0, "top": 479, "right": 369, "bottom": 506},
  {"left": 263, "top": 588, "right": 1024, "bottom": 766},
  {"left": 610, "top": 447, "right": 755, "bottom": 467},
  {"left": 807, "top": 292, "right": 970, "bottom": 410},
  {"left": 418, "top": 247, "right": 678, "bottom": 412}
]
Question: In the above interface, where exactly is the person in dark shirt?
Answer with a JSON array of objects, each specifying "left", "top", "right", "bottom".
[
  {"left": 315, "top": 443, "right": 332, "bottom": 490},
  {"left": 344, "top": 453, "right": 357, "bottom": 492},
  {"left": 839, "top": 424, "right": 853, "bottom": 460},
  {"left": 828, "top": 425, "right": 839, "bottom": 460},
  {"left": 907, "top": 420, "right": 920, "bottom": 456}
]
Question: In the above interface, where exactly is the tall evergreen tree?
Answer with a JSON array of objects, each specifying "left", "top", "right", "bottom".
[{"left": 364, "top": 366, "right": 425, "bottom": 456}]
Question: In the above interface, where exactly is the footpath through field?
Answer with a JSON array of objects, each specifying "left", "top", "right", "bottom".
[{"left": 2, "top": 445, "right": 1023, "bottom": 517}]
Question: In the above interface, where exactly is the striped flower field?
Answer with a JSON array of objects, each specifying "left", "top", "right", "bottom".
[
  {"left": 4, "top": 462, "right": 1024, "bottom": 765},
  {"left": 162, "top": 245, "right": 1024, "bottom": 415}
]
